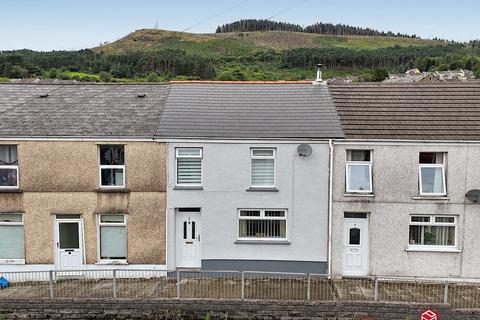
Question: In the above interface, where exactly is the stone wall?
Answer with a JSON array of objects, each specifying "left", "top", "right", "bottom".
[{"left": 0, "top": 299, "right": 479, "bottom": 319}]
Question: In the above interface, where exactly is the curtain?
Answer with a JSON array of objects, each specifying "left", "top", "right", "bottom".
[
  {"left": 251, "top": 159, "right": 274, "bottom": 186},
  {"left": 0, "top": 226, "right": 24, "bottom": 259},
  {"left": 421, "top": 167, "right": 444, "bottom": 193},
  {"left": 348, "top": 165, "right": 370, "bottom": 191},
  {"left": 100, "top": 226, "right": 126, "bottom": 259}
]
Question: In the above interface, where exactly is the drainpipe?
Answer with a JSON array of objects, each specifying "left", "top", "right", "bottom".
[{"left": 327, "top": 139, "right": 334, "bottom": 275}]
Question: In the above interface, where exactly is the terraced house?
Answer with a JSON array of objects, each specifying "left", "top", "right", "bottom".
[
  {"left": 0, "top": 84, "right": 169, "bottom": 272},
  {"left": 329, "top": 83, "right": 480, "bottom": 279},
  {"left": 158, "top": 82, "right": 344, "bottom": 273}
]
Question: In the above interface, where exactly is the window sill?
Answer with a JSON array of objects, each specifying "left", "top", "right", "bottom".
[
  {"left": 246, "top": 187, "right": 279, "bottom": 192},
  {"left": 0, "top": 188, "right": 22, "bottom": 193},
  {"left": 173, "top": 186, "right": 204, "bottom": 190},
  {"left": 95, "top": 260, "right": 128, "bottom": 265},
  {"left": 406, "top": 247, "right": 460, "bottom": 253},
  {"left": 96, "top": 188, "right": 130, "bottom": 193},
  {"left": 0, "top": 259, "right": 25, "bottom": 265},
  {"left": 235, "top": 240, "right": 290, "bottom": 245},
  {"left": 343, "top": 193, "right": 374, "bottom": 198},
  {"left": 412, "top": 196, "right": 450, "bottom": 200}
]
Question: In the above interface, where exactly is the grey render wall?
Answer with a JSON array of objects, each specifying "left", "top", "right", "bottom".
[
  {"left": 166, "top": 142, "right": 330, "bottom": 272},
  {"left": 331, "top": 142, "right": 480, "bottom": 278}
]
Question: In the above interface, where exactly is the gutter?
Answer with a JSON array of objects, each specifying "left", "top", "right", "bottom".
[{"left": 327, "top": 139, "right": 334, "bottom": 275}]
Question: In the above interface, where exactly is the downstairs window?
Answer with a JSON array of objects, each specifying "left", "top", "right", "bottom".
[
  {"left": 238, "top": 209, "right": 286, "bottom": 240},
  {"left": 409, "top": 215, "right": 456, "bottom": 249}
]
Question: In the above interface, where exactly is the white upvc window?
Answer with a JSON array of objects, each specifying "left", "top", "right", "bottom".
[
  {"left": 346, "top": 150, "right": 372, "bottom": 193},
  {"left": 98, "top": 214, "right": 127, "bottom": 262},
  {"left": 408, "top": 215, "right": 456, "bottom": 250},
  {"left": 175, "top": 148, "right": 203, "bottom": 186},
  {"left": 0, "top": 213, "right": 25, "bottom": 263},
  {"left": 0, "top": 145, "right": 19, "bottom": 189},
  {"left": 250, "top": 148, "right": 276, "bottom": 188},
  {"left": 99, "top": 145, "right": 125, "bottom": 188},
  {"left": 419, "top": 152, "right": 446, "bottom": 196},
  {"left": 238, "top": 209, "right": 287, "bottom": 241}
]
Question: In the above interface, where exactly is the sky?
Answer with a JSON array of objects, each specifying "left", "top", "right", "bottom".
[{"left": 1, "top": 0, "right": 479, "bottom": 51}]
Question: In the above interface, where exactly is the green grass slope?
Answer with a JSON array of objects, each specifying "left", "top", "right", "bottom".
[{"left": 94, "top": 29, "right": 441, "bottom": 56}]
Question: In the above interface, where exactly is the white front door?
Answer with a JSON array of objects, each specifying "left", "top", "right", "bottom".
[
  {"left": 342, "top": 217, "right": 369, "bottom": 276},
  {"left": 55, "top": 218, "right": 84, "bottom": 270},
  {"left": 176, "top": 211, "right": 201, "bottom": 268}
]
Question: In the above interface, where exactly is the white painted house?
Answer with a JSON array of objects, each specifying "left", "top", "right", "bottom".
[{"left": 157, "top": 82, "right": 344, "bottom": 272}]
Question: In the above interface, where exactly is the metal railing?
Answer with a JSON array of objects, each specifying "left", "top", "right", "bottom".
[{"left": 1, "top": 269, "right": 480, "bottom": 309}]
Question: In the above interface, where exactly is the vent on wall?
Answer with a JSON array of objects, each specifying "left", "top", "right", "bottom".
[
  {"left": 39, "top": 93, "right": 49, "bottom": 98},
  {"left": 136, "top": 93, "right": 146, "bottom": 98}
]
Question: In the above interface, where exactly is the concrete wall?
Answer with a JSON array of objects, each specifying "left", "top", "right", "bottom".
[
  {"left": 167, "top": 142, "right": 330, "bottom": 272},
  {"left": 0, "top": 140, "right": 166, "bottom": 268},
  {"left": 331, "top": 142, "right": 480, "bottom": 278}
]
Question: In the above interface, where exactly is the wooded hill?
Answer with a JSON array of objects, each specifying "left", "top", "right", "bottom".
[
  {"left": 216, "top": 19, "right": 417, "bottom": 38},
  {"left": 1, "top": 21, "right": 479, "bottom": 82}
]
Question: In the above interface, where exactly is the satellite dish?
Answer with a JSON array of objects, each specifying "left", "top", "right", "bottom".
[
  {"left": 466, "top": 189, "right": 480, "bottom": 203},
  {"left": 297, "top": 144, "right": 313, "bottom": 157}
]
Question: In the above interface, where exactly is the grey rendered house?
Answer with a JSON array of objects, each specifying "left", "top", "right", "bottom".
[
  {"left": 157, "top": 81, "right": 344, "bottom": 273},
  {"left": 328, "top": 83, "right": 480, "bottom": 278}
]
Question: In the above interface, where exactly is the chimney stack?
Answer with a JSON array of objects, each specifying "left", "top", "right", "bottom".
[{"left": 313, "top": 64, "right": 325, "bottom": 85}]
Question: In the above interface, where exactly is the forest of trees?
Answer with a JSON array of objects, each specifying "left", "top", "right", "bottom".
[
  {"left": 1, "top": 42, "right": 480, "bottom": 82},
  {"left": 0, "top": 49, "right": 215, "bottom": 80},
  {"left": 216, "top": 19, "right": 417, "bottom": 38}
]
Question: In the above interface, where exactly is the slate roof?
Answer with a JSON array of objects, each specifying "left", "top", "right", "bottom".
[
  {"left": 0, "top": 84, "right": 170, "bottom": 137},
  {"left": 155, "top": 82, "right": 344, "bottom": 139},
  {"left": 329, "top": 83, "right": 480, "bottom": 140}
]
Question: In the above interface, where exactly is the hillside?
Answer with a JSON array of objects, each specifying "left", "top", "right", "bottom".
[
  {"left": 94, "top": 28, "right": 440, "bottom": 56},
  {"left": 2, "top": 27, "right": 479, "bottom": 83}
]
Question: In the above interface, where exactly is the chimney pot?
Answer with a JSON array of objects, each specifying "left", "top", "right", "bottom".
[{"left": 313, "top": 64, "right": 324, "bottom": 85}]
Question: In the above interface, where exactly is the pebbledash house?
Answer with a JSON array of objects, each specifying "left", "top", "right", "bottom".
[
  {"left": 0, "top": 84, "right": 169, "bottom": 272},
  {"left": 328, "top": 83, "right": 480, "bottom": 279}
]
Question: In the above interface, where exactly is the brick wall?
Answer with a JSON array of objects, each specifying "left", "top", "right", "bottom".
[{"left": 0, "top": 299, "right": 479, "bottom": 319}]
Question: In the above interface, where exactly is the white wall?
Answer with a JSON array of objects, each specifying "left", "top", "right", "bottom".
[{"left": 166, "top": 141, "right": 330, "bottom": 270}]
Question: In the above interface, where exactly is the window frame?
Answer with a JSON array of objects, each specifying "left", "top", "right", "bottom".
[
  {"left": 0, "top": 145, "right": 19, "bottom": 190},
  {"left": 237, "top": 208, "right": 287, "bottom": 241},
  {"left": 96, "top": 214, "right": 127, "bottom": 263},
  {"left": 175, "top": 147, "right": 203, "bottom": 187},
  {"left": 408, "top": 214, "right": 457, "bottom": 251},
  {"left": 345, "top": 150, "right": 373, "bottom": 194},
  {"left": 98, "top": 145, "right": 125, "bottom": 189},
  {"left": 250, "top": 148, "right": 277, "bottom": 189},
  {"left": 418, "top": 153, "right": 446, "bottom": 196},
  {"left": 0, "top": 213, "right": 25, "bottom": 264}
]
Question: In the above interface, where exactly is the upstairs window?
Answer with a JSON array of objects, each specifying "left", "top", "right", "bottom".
[
  {"left": 409, "top": 215, "right": 456, "bottom": 248},
  {"left": 176, "top": 148, "right": 202, "bottom": 186},
  {"left": 0, "top": 213, "right": 24, "bottom": 261},
  {"left": 238, "top": 209, "right": 286, "bottom": 240},
  {"left": 251, "top": 148, "right": 276, "bottom": 188},
  {"left": 346, "top": 150, "right": 372, "bottom": 193},
  {"left": 98, "top": 214, "right": 127, "bottom": 261},
  {"left": 419, "top": 152, "right": 446, "bottom": 195},
  {"left": 0, "top": 145, "right": 19, "bottom": 188},
  {"left": 99, "top": 145, "right": 125, "bottom": 188}
]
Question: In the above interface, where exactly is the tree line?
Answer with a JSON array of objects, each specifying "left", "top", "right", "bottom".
[
  {"left": 216, "top": 19, "right": 417, "bottom": 38},
  {"left": 1, "top": 43, "right": 480, "bottom": 82},
  {"left": 0, "top": 49, "right": 215, "bottom": 81}
]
